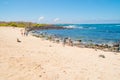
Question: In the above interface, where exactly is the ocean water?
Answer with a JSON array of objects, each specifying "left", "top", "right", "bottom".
[{"left": 33, "top": 24, "right": 120, "bottom": 44}]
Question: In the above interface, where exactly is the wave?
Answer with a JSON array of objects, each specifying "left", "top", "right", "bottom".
[
  {"left": 63, "top": 25, "right": 96, "bottom": 30},
  {"left": 63, "top": 25, "right": 77, "bottom": 29},
  {"left": 116, "top": 25, "right": 120, "bottom": 26},
  {"left": 87, "top": 27, "right": 96, "bottom": 29}
]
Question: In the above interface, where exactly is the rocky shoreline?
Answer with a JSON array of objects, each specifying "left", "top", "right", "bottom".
[
  {"left": 30, "top": 31, "right": 120, "bottom": 53},
  {"left": 23, "top": 25, "right": 120, "bottom": 53},
  {"left": 27, "top": 25, "right": 67, "bottom": 31}
]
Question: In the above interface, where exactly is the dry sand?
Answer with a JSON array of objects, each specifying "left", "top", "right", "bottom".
[{"left": 0, "top": 27, "right": 120, "bottom": 80}]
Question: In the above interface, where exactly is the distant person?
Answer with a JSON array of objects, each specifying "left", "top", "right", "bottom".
[
  {"left": 20, "top": 29, "right": 24, "bottom": 36},
  {"left": 63, "top": 38, "right": 66, "bottom": 46},
  {"left": 20, "top": 28, "right": 29, "bottom": 36},
  {"left": 118, "top": 41, "right": 120, "bottom": 52},
  {"left": 70, "top": 40, "right": 73, "bottom": 46},
  {"left": 68, "top": 37, "right": 71, "bottom": 46},
  {"left": 24, "top": 27, "right": 29, "bottom": 36}
]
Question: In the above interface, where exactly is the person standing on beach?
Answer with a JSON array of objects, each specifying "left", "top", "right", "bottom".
[
  {"left": 63, "top": 38, "right": 66, "bottom": 46},
  {"left": 20, "top": 28, "right": 28, "bottom": 36},
  {"left": 20, "top": 29, "right": 24, "bottom": 36},
  {"left": 70, "top": 40, "right": 73, "bottom": 46},
  {"left": 24, "top": 27, "right": 29, "bottom": 36},
  {"left": 118, "top": 41, "right": 120, "bottom": 52},
  {"left": 68, "top": 37, "right": 71, "bottom": 46}
]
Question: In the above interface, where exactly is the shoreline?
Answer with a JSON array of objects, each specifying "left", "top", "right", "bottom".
[
  {"left": 27, "top": 25, "right": 67, "bottom": 31},
  {"left": 30, "top": 30, "right": 120, "bottom": 53},
  {"left": 0, "top": 27, "right": 120, "bottom": 80}
]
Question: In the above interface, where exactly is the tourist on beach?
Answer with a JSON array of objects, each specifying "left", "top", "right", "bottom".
[
  {"left": 24, "top": 27, "right": 29, "bottom": 36},
  {"left": 20, "top": 28, "right": 29, "bottom": 36},
  {"left": 118, "top": 41, "right": 120, "bottom": 52},
  {"left": 68, "top": 37, "right": 71, "bottom": 46},
  {"left": 70, "top": 40, "right": 73, "bottom": 46},
  {"left": 63, "top": 38, "right": 66, "bottom": 46},
  {"left": 63, "top": 37, "right": 69, "bottom": 46},
  {"left": 20, "top": 29, "right": 24, "bottom": 36}
]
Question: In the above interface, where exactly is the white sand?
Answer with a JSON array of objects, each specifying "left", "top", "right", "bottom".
[{"left": 0, "top": 27, "right": 120, "bottom": 80}]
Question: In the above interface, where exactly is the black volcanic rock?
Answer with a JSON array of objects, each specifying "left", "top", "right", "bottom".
[{"left": 28, "top": 25, "right": 67, "bottom": 31}]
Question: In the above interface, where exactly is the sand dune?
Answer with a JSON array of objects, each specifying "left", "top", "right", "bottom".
[{"left": 0, "top": 27, "right": 120, "bottom": 80}]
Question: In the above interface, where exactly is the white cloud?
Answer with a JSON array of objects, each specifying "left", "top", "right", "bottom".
[
  {"left": 54, "top": 18, "right": 60, "bottom": 22},
  {"left": 38, "top": 16, "right": 45, "bottom": 21}
]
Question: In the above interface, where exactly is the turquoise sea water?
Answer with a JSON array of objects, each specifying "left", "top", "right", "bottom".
[{"left": 33, "top": 24, "right": 120, "bottom": 44}]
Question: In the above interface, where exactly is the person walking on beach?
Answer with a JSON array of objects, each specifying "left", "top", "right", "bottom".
[
  {"left": 20, "top": 29, "right": 24, "bottom": 36},
  {"left": 20, "top": 28, "right": 29, "bottom": 36},
  {"left": 63, "top": 38, "right": 66, "bottom": 46},
  {"left": 24, "top": 27, "right": 29, "bottom": 36},
  {"left": 70, "top": 40, "right": 73, "bottom": 46},
  {"left": 68, "top": 37, "right": 71, "bottom": 46},
  {"left": 118, "top": 40, "right": 120, "bottom": 52}
]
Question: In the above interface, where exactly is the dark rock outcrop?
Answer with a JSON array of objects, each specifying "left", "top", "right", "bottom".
[{"left": 27, "top": 25, "right": 66, "bottom": 31}]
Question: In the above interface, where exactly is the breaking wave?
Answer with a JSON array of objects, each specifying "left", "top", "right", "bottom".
[
  {"left": 63, "top": 25, "right": 96, "bottom": 30},
  {"left": 63, "top": 25, "right": 77, "bottom": 29}
]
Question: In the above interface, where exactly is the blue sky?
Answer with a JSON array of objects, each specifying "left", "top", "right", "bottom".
[{"left": 0, "top": 0, "right": 120, "bottom": 24}]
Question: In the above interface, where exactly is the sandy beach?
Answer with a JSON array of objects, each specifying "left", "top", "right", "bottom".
[{"left": 0, "top": 27, "right": 120, "bottom": 80}]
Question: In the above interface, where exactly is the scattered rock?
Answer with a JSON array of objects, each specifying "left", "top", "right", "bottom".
[
  {"left": 99, "top": 54, "right": 105, "bottom": 58},
  {"left": 39, "top": 75, "right": 42, "bottom": 77},
  {"left": 49, "top": 45, "right": 52, "bottom": 47},
  {"left": 17, "top": 38, "right": 21, "bottom": 43},
  {"left": 43, "top": 71, "right": 46, "bottom": 73}
]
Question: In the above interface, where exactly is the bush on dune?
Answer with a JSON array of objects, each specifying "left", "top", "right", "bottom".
[{"left": 0, "top": 21, "right": 49, "bottom": 28}]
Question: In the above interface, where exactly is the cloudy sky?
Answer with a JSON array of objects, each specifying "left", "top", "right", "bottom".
[{"left": 0, "top": 0, "right": 120, "bottom": 24}]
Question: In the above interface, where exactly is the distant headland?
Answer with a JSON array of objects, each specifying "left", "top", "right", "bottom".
[{"left": 0, "top": 21, "right": 66, "bottom": 30}]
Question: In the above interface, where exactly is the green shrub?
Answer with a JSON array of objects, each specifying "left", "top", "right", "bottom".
[{"left": 0, "top": 21, "right": 49, "bottom": 28}]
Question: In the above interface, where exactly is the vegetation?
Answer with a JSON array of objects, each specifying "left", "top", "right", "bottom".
[
  {"left": 0, "top": 21, "right": 49, "bottom": 28},
  {"left": 0, "top": 21, "right": 65, "bottom": 31}
]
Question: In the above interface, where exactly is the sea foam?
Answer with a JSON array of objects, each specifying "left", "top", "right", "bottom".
[{"left": 63, "top": 25, "right": 96, "bottom": 30}]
